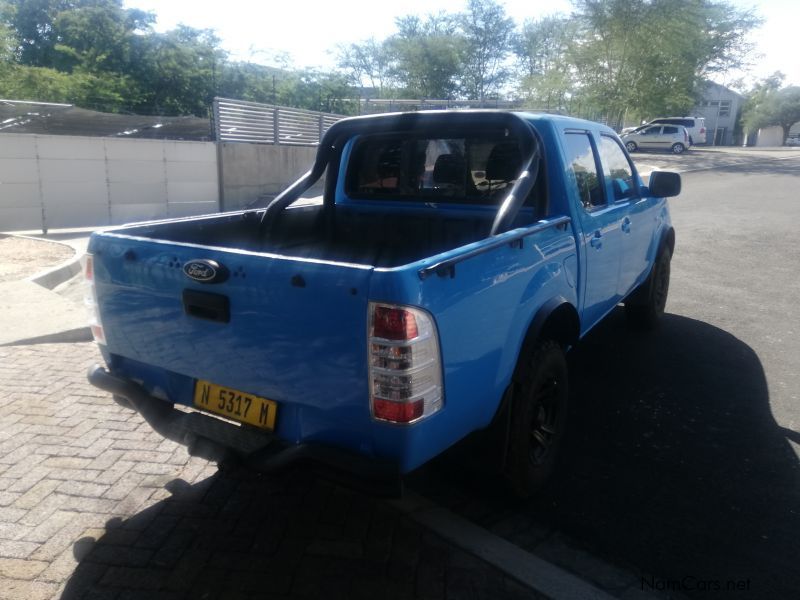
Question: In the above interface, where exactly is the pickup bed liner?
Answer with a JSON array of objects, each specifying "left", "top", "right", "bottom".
[{"left": 118, "top": 203, "right": 504, "bottom": 268}]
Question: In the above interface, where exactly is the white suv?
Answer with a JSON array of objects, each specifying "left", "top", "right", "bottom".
[
  {"left": 621, "top": 124, "right": 690, "bottom": 154},
  {"left": 641, "top": 117, "right": 706, "bottom": 145}
]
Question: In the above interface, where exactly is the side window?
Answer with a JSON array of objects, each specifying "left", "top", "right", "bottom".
[
  {"left": 599, "top": 136, "right": 638, "bottom": 201},
  {"left": 662, "top": 126, "right": 679, "bottom": 134},
  {"left": 642, "top": 127, "right": 661, "bottom": 136},
  {"left": 563, "top": 133, "right": 605, "bottom": 210}
]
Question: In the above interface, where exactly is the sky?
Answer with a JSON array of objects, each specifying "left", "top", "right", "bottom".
[{"left": 123, "top": 0, "right": 799, "bottom": 89}]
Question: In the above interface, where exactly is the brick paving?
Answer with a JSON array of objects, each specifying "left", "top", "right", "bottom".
[{"left": 0, "top": 342, "right": 540, "bottom": 599}]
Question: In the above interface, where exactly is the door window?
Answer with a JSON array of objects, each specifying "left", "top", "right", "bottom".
[
  {"left": 599, "top": 136, "right": 638, "bottom": 201},
  {"left": 641, "top": 127, "right": 661, "bottom": 136},
  {"left": 662, "top": 126, "right": 679, "bottom": 135},
  {"left": 563, "top": 133, "right": 605, "bottom": 210}
]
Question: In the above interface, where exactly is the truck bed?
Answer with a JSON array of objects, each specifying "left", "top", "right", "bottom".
[{"left": 118, "top": 203, "right": 504, "bottom": 268}]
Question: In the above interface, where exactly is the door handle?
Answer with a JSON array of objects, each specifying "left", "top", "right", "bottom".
[
  {"left": 590, "top": 231, "right": 603, "bottom": 249},
  {"left": 622, "top": 217, "right": 631, "bottom": 233}
]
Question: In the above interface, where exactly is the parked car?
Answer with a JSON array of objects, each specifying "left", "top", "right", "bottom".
[
  {"left": 84, "top": 110, "right": 681, "bottom": 497},
  {"left": 621, "top": 124, "right": 690, "bottom": 154},
  {"left": 624, "top": 117, "right": 706, "bottom": 145}
]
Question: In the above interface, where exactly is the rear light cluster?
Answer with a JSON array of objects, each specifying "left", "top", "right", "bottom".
[
  {"left": 368, "top": 303, "right": 443, "bottom": 424},
  {"left": 81, "top": 254, "right": 106, "bottom": 345}
]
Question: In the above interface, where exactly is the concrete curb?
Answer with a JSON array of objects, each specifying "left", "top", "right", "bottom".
[
  {"left": 1, "top": 234, "right": 91, "bottom": 346},
  {"left": 391, "top": 491, "right": 625, "bottom": 600},
  {"left": 12, "top": 234, "right": 84, "bottom": 291}
]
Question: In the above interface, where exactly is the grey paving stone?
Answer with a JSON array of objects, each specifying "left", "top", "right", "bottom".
[{"left": 0, "top": 342, "right": 553, "bottom": 600}]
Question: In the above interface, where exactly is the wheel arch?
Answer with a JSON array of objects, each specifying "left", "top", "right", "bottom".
[
  {"left": 662, "top": 225, "right": 675, "bottom": 257},
  {"left": 490, "top": 298, "right": 578, "bottom": 484},
  {"left": 513, "top": 297, "right": 580, "bottom": 381}
]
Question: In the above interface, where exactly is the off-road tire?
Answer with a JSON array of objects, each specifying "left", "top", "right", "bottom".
[
  {"left": 625, "top": 248, "right": 671, "bottom": 329},
  {"left": 505, "top": 340, "right": 569, "bottom": 498}
]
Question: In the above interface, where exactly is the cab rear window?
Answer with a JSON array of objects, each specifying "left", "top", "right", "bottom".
[{"left": 346, "top": 133, "right": 542, "bottom": 207}]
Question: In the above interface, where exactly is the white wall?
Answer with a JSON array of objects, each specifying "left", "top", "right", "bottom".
[
  {"left": 755, "top": 126, "right": 785, "bottom": 147},
  {"left": 219, "top": 142, "right": 318, "bottom": 211},
  {"left": 0, "top": 134, "right": 219, "bottom": 232}
]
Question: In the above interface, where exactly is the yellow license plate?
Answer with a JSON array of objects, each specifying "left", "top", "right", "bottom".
[{"left": 193, "top": 380, "right": 277, "bottom": 430}]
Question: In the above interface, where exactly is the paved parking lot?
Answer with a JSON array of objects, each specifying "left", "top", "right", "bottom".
[
  {"left": 1, "top": 148, "right": 798, "bottom": 599},
  {"left": 0, "top": 344, "right": 537, "bottom": 600},
  {"left": 630, "top": 145, "right": 800, "bottom": 176}
]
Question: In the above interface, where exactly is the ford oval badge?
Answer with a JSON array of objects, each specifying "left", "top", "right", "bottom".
[{"left": 183, "top": 259, "right": 227, "bottom": 284}]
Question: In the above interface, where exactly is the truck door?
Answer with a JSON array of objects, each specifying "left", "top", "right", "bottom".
[
  {"left": 562, "top": 131, "right": 626, "bottom": 329},
  {"left": 596, "top": 135, "right": 655, "bottom": 295}
]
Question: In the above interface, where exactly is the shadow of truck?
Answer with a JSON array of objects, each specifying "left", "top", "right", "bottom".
[{"left": 409, "top": 310, "right": 800, "bottom": 599}]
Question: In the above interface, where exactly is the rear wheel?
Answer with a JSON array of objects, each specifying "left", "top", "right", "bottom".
[
  {"left": 505, "top": 340, "right": 569, "bottom": 497},
  {"left": 626, "top": 141, "right": 638, "bottom": 152},
  {"left": 625, "top": 248, "right": 671, "bottom": 329},
  {"left": 671, "top": 143, "right": 686, "bottom": 154}
]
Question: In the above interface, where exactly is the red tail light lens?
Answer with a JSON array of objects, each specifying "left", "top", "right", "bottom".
[
  {"left": 700, "top": 127, "right": 706, "bottom": 134},
  {"left": 372, "top": 306, "right": 418, "bottom": 340},
  {"left": 84, "top": 254, "right": 93, "bottom": 281},
  {"left": 373, "top": 398, "right": 424, "bottom": 423},
  {"left": 81, "top": 254, "right": 106, "bottom": 346}
]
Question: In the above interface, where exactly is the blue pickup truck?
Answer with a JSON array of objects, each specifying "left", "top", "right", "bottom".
[{"left": 85, "top": 111, "right": 680, "bottom": 496}]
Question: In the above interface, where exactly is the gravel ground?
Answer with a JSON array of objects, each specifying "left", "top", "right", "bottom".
[{"left": 0, "top": 235, "right": 74, "bottom": 283}]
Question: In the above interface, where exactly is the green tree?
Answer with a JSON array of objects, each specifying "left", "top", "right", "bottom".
[
  {"left": 458, "top": 0, "right": 515, "bottom": 102},
  {"left": 130, "top": 26, "right": 226, "bottom": 116},
  {"left": 743, "top": 76, "right": 800, "bottom": 144},
  {"left": 513, "top": 16, "right": 574, "bottom": 111},
  {"left": 1, "top": 0, "right": 68, "bottom": 66},
  {"left": 337, "top": 38, "right": 394, "bottom": 97},
  {"left": 570, "top": 0, "right": 760, "bottom": 127},
  {"left": 52, "top": 1, "right": 153, "bottom": 73},
  {"left": 387, "top": 14, "right": 463, "bottom": 98}
]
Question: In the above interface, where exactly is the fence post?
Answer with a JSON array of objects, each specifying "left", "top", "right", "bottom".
[
  {"left": 273, "top": 108, "right": 280, "bottom": 145},
  {"left": 213, "top": 98, "right": 226, "bottom": 211}
]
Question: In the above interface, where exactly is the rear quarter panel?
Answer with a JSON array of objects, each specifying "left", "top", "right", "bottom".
[{"left": 368, "top": 220, "right": 578, "bottom": 470}]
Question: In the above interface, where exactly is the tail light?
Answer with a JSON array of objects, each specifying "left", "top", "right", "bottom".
[
  {"left": 81, "top": 254, "right": 106, "bottom": 345},
  {"left": 700, "top": 127, "right": 706, "bottom": 134},
  {"left": 368, "top": 302, "right": 443, "bottom": 424}
]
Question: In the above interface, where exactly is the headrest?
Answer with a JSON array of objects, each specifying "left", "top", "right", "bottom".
[
  {"left": 376, "top": 146, "right": 401, "bottom": 179},
  {"left": 485, "top": 142, "right": 522, "bottom": 182},
  {"left": 432, "top": 153, "right": 465, "bottom": 186}
]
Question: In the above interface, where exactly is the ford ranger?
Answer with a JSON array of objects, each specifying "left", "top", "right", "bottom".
[{"left": 85, "top": 111, "right": 681, "bottom": 496}]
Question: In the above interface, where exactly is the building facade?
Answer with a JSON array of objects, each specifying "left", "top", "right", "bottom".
[{"left": 692, "top": 81, "right": 745, "bottom": 146}]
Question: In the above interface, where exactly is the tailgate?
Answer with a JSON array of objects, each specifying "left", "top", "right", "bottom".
[{"left": 90, "top": 233, "right": 374, "bottom": 445}]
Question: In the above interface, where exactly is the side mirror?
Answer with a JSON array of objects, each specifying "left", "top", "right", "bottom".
[{"left": 648, "top": 171, "right": 681, "bottom": 198}]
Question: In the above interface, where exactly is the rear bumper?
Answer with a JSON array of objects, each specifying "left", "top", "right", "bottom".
[{"left": 87, "top": 364, "right": 402, "bottom": 497}]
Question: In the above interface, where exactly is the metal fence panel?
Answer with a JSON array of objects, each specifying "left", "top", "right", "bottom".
[{"left": 214, "top": 98, "right": 344, "bottom": 145}]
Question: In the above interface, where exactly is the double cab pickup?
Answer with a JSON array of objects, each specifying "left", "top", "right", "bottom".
[{"left": 85, "top": 111, "right": 681, "bottom": 496}]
